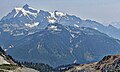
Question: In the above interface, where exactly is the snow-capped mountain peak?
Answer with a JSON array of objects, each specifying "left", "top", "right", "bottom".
[
  {"left": 14, "top": 4, "right": 39, "bottom": 17},
  {"left": 23, "top": 4, "right": 29, "bottom": 9},
  {"left": 23, "top": 4, "right": 39, "bottom": 13},
  {"left": 1, "top": 4, "right": 120, "bottom": 39},
  {"left": 1, "top": 4, "right": 39, "bottom": 20},
  {"left": 14, "top": 8, "right": 37, "bottom": 18}
]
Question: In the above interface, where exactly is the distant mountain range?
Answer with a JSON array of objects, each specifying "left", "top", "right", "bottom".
[
  {"left": 6, "top": 23, "right": 120, "bottom": 67},
  {"left": 0, "top": 4, "right": 120, "bottom": 67},
  {"left": 109, "top": 21, "right": 120, "bottom": 28},
  {"left": 0, "top": 4, "right": 120, "bottom": 39}
]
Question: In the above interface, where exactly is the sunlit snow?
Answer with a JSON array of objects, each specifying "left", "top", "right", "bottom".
[
  {"left": 14, "top": 7, "right": 38, "bottom": 17},
  {"left": 74, "top": 24, "right": 79, "bottom": 27},
  {"left": 48, "top": 25, "right": 62, "bottom": 31},
  {"left": 49, "top": 12, "right": 56, "bottom": 19},
  {"left": 25, "top": 22, "right": 39, "bottom": 28},
  {"left": 48, "top": 18, "right": 56, "bottom": 23},
  {"left": 55, "top": 11, "right": 66, "bottom": 16},
  {"left": 94, "top": 27, "right": 98, "bottom": 30}
]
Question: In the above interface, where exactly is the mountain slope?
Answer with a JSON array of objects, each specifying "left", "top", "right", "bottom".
[
  {"left": 61, "top": 54, "right": 120, "bottom": 72},
  {"left": 0, "top": 47, "right": 38, "bottom": 72},
  {"left": 7, "top": 23, "right": 120, "bottom": 67}
]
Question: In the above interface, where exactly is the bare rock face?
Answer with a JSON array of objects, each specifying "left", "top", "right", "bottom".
[
  {"left": 99, "top": 55, "right": 120, "bottom": 72},
  {"left": 0, "top": 47, "right": 15, "bottom": 65},
  {"left": 60, "top": 54, "right": 120, "bottom": 72}
]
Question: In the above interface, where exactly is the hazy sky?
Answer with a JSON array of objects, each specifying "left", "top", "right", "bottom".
[{"left": 1, "top": 0, "right": 120, "bottom": 23}]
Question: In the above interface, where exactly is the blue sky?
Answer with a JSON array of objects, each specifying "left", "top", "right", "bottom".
[{"left": 1, "top": 0, "right": 120, "bottom": 23}]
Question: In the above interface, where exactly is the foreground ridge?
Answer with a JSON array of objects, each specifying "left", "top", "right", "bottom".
[
  {"left": 59, "top": 54, "right": 120, "bottom": 72},
  {"left": 0, "top": 47, "right": 38, "bottom": 72}
]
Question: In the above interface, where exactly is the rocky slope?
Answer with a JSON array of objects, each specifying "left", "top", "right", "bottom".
[
  {"left": 0, "top": 47, "right": 38, "bottom": 72},
  {"left": 57, "top": 54, "right": 120, "bottom": 72},
  {"left": 0, "top": 47, "right": 15, "bottom": 65}
]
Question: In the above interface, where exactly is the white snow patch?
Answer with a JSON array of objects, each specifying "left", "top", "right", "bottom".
[
  {"left": 73, "top": 60, "right": 77, "bottom": 63},
  {"left": 4, "top": 49, "right": 8, "bottom": 52},
  {"left": 15, "top": 8, "right": 23, "bottom": 13},
  {"left": 14, "top": 8, "right": 22, "bottom": 17},
  {"left": 48, "top": 25, "right": 62, "bottom": 31},
  {"left": 25, "top": 22, "right": 39, "bottom": 28},
  {"left": 3, "top": 29, "right": 10, "bottom": 32},
  {"left": 70, "top": 48, "right": 73, "bottom": 54},
  {"left": 71, "top": 34, "right": 75, "bottom": 38},
  {"left": 28, "top": 32, "right": 35, "bottom": 35},
  {"left": 8, "top": 45, "right": 14, "bottom": 48},
  {"left": 55, "top": 11, "right": 66, "bottom": 16},
  {"left": 14, "top": 7, "right": 38, "bottom": 17},
  {"left": 49, "top": 25, "right": 57, "bottom": 29},
  {"left": 94, "top": 27, "right": 98, "bottom": 30},
  {"left": 48, "top": 17, "right": 56, "bottom": 23},
  {"left": 74, "top": 24, "right": 79, "bottom": 28},
  {"left": 13, "top": 33, "right": 24, "bottom": 36},
  {"left": 49, "top": 12, "right": 56, "bottom": 19}
]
